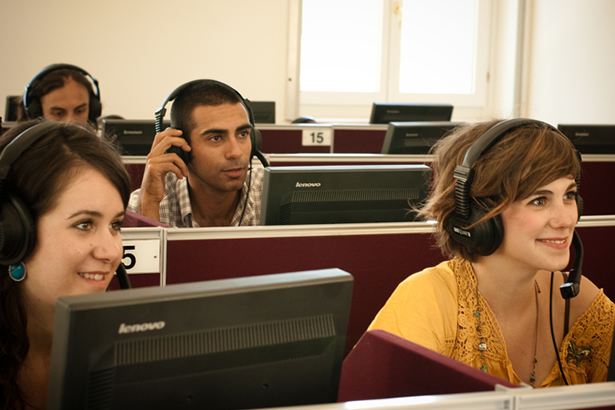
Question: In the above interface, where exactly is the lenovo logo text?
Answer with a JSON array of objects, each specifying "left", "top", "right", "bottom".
[
  {"left": 295, "top": 182, "right": 321, "bottom": 188},
  {"left": 118, "top": 321, "right": 166, "bottom": 334}
]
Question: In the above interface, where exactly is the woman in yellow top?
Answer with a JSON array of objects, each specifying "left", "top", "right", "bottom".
[{"left": 368, "top": 118, "right": 615, "bottom": 387}]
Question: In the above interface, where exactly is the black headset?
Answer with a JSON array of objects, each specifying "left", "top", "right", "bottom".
[
  {"left": 0, "top": 121, "right": 131, "bottom": 288},
  {"left": 0, "top": 122, "right": 56, "bottom": 265},
  {"left": 154, "top": 79, "right": 268, "bottom": 167},
  {"left": 23, "top": 63, "right": 102, "bottom": 124},
  {"left": 448, "top": 118, "right": 583, "bottom": 257}
]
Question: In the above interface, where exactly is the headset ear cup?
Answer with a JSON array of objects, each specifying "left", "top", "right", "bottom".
[
  {"left": 449, "top": 202, "right": 504, "bottom": 257},
  {"left": 0, "top": 192, "right": 36, "bottom": 265},
  {"left": 471, "top": 209, "right": 504, "bottom": 256},
  {"left": 26, "top": 99, "right": 43, "bottom": 119},
  {"left": 88, "top": 95, "right": 102, "bottom": 123},
  {"left": 180, "top": 146, "right": 191, "bottom": 165}
]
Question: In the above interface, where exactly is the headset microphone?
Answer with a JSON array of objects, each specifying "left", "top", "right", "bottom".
[
  {"left": 116, "top": 263, "right": 131, "bottom": 290},
  {"left": 560, "top": 230, "right": 583, "bottom": 299}
]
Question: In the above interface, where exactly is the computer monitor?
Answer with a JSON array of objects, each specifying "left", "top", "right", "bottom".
[
  {"left": 260, "top": 164, "right": 432, "bottom": 225},
  {"left": 249, "top": 101, "right": 276, "bottom": 124},
  {"left": 369, "top": 102, "right": 453, "bottom": 124},
  {"left": 557, "top": 124, "right": 615, "bottom": 154},
  {"left": 381, "top": 121, "right": 464, "bottom": 154},
  {"left": 4, "top": 95, "right": 21, "bottom": 122},
  {"left": 101, "top": 119, "right": 170, "bottom": 155},
  {"left": 48, "top": 268, "right": 353, "bottom": 410}
]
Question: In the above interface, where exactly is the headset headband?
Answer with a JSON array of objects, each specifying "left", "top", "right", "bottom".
[
  {"left": 154, "top": 79, "right": 255, "bottom": 134},
  {"left": 0, "top": 121, "right": 63, "bottom": 181},
  {"left": 23, "top": 64, "right": 101, "bottom": 121},
  {"left": 453, "top": 118, "right": 570, "bottom": 219}
]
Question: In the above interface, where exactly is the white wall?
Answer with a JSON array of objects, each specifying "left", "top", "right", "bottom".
[
  {"left": 1, "top": 0, "right": 614, "bottom": 125},
  {"left": 0, "top": 0, "right": 290, "bottom": 121},
  {"left": 523, "top": 0, "right": 615, "bottom": 125}
]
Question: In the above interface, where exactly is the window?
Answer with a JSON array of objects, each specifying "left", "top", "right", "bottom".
[{"left": 288, "top": 0, "right": 492, "bottom": 120}]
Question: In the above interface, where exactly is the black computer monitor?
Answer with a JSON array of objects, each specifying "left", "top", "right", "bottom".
[
  {"left": 260, "top": 164, "right": 432, "bottom": 225},
  {"left": 381, "top": 121, "right": 463, "bottom": 154},
  {"left": 4, "top": 95, "right": 21, "bottom": 122},
  {"left": 101, "top": 119, "right": 170, "bottom": 155},
  {"left": 369, "top": 102, "right": 453, "bottom": 124},
  {"left": 557, "top": 124, "right": 615, "bottom": 154},
  {"left": 48, "top": 268, "right": 353, "bottom": 410},
  {"left": 249, "top": 101, "right": 276, "bottom": 124}
]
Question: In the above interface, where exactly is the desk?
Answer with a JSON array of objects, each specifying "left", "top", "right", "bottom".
[{"left": 271, "top": 382, "right": 615, "bottom": 410}]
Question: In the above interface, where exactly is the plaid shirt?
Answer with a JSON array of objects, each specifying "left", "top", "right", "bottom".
[{"left": 128, "top": 167, "right": 264, "bottom": 227}]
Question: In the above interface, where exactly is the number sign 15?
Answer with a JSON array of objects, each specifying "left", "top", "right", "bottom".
[{"left": 302, "top": 128, "right": 332, "bottom": 146}]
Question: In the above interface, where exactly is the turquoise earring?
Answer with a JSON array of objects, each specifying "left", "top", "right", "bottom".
[{"left": 8, "top": 262, "right": 26, "bottom": 282}]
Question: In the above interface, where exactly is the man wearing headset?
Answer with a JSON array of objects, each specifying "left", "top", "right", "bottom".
[
  {"left": 17, "top": 64, "right": 102, "bottom": 126},
  {"left": 127, "top": 80, "right": 265, "bottom": 227}
]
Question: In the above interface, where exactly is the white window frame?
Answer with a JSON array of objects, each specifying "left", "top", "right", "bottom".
[{"left": 286, "top": 0, "right": 493, "bottom": 121}]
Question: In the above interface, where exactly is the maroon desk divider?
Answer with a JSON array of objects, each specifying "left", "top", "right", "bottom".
[
  {"left": 338, "top": 329, "right": 518, "bottom": 402},
  {"left": 333, "top": 127, "right": 388, "bottom": 153},
  {"left": 124, "top": 162, "right": 145, "bottom": 191},
  {"left": 259, "top": 128, "right": 330, "bottom": 154},
  {"left": 122, "top": 210, "right": 169, "bottom": 227}
]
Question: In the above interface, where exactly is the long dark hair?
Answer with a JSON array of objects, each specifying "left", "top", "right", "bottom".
[
  {"left": 0, "top": 119, "right": 130, "bottom": 409},
  {"left": 16, "top": 67, "right": 99, "bottom": 123}
]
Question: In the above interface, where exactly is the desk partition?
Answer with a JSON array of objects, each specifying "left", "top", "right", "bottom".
[
  {"left": 259, "top": 125, "right": 332, "bottom": 154},
  {"left": 123, "top": 153, "right": 615, "bottom": 216},
  {"left": 331, "top": 124, "right": 388, "bottom": 153},
  {"left": 120, "top": 216, "right": 615, "bottom": 355},
  {"left": 258, "top": 124, "right": 388, "bottom": 154},
  {"left": 270, "top": 382, "right": 615, "bottom": 409}
]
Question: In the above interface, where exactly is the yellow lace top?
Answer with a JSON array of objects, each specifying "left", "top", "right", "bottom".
[{"left": 367, "top": 258, "right": 615, "bottom": 386}]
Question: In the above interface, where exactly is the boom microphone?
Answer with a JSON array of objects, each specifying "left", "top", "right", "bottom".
[
  {"left": 116, "top": 263, "right": 132, "bottom": 290},
  {"left": 560, "top": 230, "right": 583, "bottom": 299}
]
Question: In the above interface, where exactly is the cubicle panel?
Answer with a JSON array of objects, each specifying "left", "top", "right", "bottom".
[
  {"left": 162, "top": 218, "right": 615, "bottom": 355},
  {"left": 576, "top": 223, "right": 615, "bottom": 297},
  {"left": 109, "top": 227, "right": 165, "bottom": 290},
  {"left": 122, "top": 156, "right": 146, "bottom": 191},
  {"left": 579, "top": 158, "right": 615, "bottom": 215},
  {"left": 332, "top": 126, "right": 388, "bottom": 153},
  {"left": 259, "top": 127, "right": 331, "bottom": 154},
  {"left": 124, "top": 163, "right": 145, "bottom": 191},
  {"left": 165, "top": 225, "right": 443, "bottom": 353},
  {"left": 108, "top": 273, "right": 160, "bottom": 290}
]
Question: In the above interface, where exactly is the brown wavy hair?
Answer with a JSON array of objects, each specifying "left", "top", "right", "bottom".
[{"left": 418, "top": 119, "right": 581, "bottom": 262}]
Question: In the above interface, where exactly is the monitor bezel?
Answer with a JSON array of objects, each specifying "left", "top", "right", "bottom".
[
  {"left": 369, "top": 102, "right": 453, "bottom": 124},
  {"left": 48, "top": 268, "right": 353, "bottom": 409}
]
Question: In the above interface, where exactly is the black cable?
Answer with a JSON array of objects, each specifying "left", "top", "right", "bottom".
[
  {"left": 237, "top": 165, "right": 253, "bottom": 226},
  {"left": 549, "top": 271, "right": 569, "bottom": 385},
  {"left": 116, "top": 263, "right": 132, "bottom": 290},
  {"left": 255, "top": 149, "right": 270, "bottom": 168}
]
